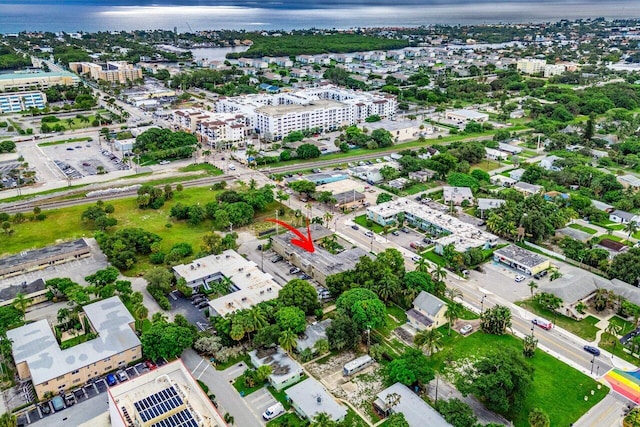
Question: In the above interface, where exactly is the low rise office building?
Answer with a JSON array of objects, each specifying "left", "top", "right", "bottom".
[
  {"left": 171, "top": 108, "right": 250, "bottom": 149},
  {"left": 0, "top": 70, "right": 80, "bottom": 91},
  {"left": 7, "top": 296, "right": 141, "bottom": 400},
  {"left": 0, "top": 90, "right": 46, "bottom": 113},
  {"left": 172, "top": 250, "right": 281, "bottom": 317}
]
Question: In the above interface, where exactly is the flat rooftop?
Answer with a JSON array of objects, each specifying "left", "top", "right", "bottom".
[
  {"left": 0, "top": 71, "right": 79, "bottom": 80},
  {"left": 368, "top": 198, "right": 497, "bottom": 252},
  {"left": 108, "top": 359, "right": 225, "bottom": 427},
  {"left": 286, "top": 377, "right": 347, "bottom": 422},
  {"left": 249, "top": 347, "right": 304, "bottom": 385},
  {"left": 0, "top": 238, "right": 89, "bottom": 268},
  {"left": 375, "top": 383, "right": 452, "bottom": 427},
  {"left": 494, "top": 244, "right": 548, "bottom": 268},
  {"left": 172, "top": 250, "right": 281, "bottom": 317},
  {"left": 7, "top": 296, "right": 139, "bottom": 386},
  {"left": 256, "top": 99, "right": 345, "bottom": 116},
  {"left": 272, "top": 225, "right": 370, "bottom": 277}
]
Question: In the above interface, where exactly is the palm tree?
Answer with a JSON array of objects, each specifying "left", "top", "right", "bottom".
[
  {"left": 134, "top": 304, "right": 149, "bottom": 331},
  {"left": 279, "top": 329, "right": 298, "bottom": 353},
  {"left": 431, "top": 265, "right": 447, "bottom": 284},
  {"left": 13, "top": 293, "right": 30, "bottom": 320},
  {"left": 626, "top": 220, "right": 639, "bottom": 239},
  {"left": 606, "top": 323, "right": 623, "bottom": 358},
  {"left": 323, "top": 212, "right": 334, "bottom": 228},
  {"left": 57, "top": 307, "right": 71, "bottom": 325},
  {"left": 527, "top": 281, "right": 538, "bottom": 298},
  {"left": 414, "top": 256, "right": 430, "bottom": 273},
  {"left": 0, "top": 412, "right": 17, "bottom": 427},
  {"left": 151, "top": 312, "right": 168, "bottom": 324},
  {"left": 310, "top": 412, "right": 335, "bottom": 427},
  {"left": 445, "top": 302, "right": 463, "bottom": 336},
  {"left": 376, "top": 272, "right": 400, "bottom": 303},
  {"left": 445, "top": 287, "right": 462, "bottom": 302},
  {"left": 414, "top": 328, "right": 442, "bottom": 356}
]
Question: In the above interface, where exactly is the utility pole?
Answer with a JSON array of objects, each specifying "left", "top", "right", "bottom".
[{"left": 275, "top": 209, "right": 279, "bottom": 235}]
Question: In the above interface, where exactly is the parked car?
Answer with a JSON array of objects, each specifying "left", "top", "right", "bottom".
[
  {"left": 392, "top": 230, "right": 400, "bottom": 236},
  {"left": 534, "top": 270, "right": 548, "bottom": 279},
  {"left": 411, "top": 255, "right": 422, "bottom": 263},
  {"left": 192, "top": 297, "right": 206, "bottom": 305},
  {"left": 145, "top": 360, "right": 157, "bottom": 370},
  {"left": 583, "top": 345, "right": 601, "bottom": 356},
  {"left": 289, "top": 267, "right": 301, "bottom": 275},
  {"left": 401, "top": 227, "right": 410, "bottom": 233},
  {"left": 459, "top": 324, "right": 473, "bottom": 335},
  {"left": 262, "top": 402, "right": 285, "bottom": 420},
  {"left": 197, "top": 301, "right": 210, "bottom": 309},
  {"left": 300, "top": 273, "right": 312, "bottom": 280},
  {"left": 190, "top": 293, "right": 203, "bottom": 300},
  {"left": 351, "top": 225, "right": 360, "bottom": 230},
  {"left": 51, "top": 396, "right": 65, "bottom": 411},
  {"left": 106, "top": 373, "right": 117, "bottom": 386},
  {"left": 64, "top": 393, "right": 75, "bottom": 406},
  {"left": 271, "top": 255, "right": 283, "bottom": 263},
  {"left": 364, "top": 231, "right": 374, "bottom": 238},
  {"left": 514, "top": 275, "right": 526, "bottom": 282},
  {"left": 116, "top": 370, "right": 129, "bottom": 382},
  {"left": 40, "top": 403, "right": 51, "bottom": 414}
]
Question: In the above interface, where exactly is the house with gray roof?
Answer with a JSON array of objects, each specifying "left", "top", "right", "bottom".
[
  {"left": 540, "top": 155, "right": 562, "bottom": 171},
  {"left": 477, "top": 198, "right": 506, "bottom": 218},
  {"left": 509, "top": 168, "right": 526, "bottom": 181},
  {"left": 513, "top": 181, "right": 544, "bottom": 196},
  {"left": 249, "top": 347, "right": 304, "bottom": 391},
  {"left": 609, "top": 210, "right": 640, "bottom": 225},
  {"left": 286, "top": 377, "right": 347, "bottom": 422},
  {"left": 374, "top": 383, "right": 452, "bottom": 427},
  {"left": 406, "top": 291, "right": 447, "bottom": 331},
  {"left": 494, "top": 245, "right": 550, "bottom": 275},
  {"left": 296, "top": 319, "right": 331, "bottom": 354}
]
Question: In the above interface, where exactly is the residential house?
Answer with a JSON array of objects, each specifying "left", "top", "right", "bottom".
[
  {"left": 374, "top": 383, "right": 452, "bottom": 427},
  {"left": 540, "top": 155, "right": 562, "bottom": 171},
  {"left": 296, "top": 319, "right": 331, "bottom": 354},
  {"left": 477, "top": 198, "right": 506, "bottom": 218},
  {"left": 443, "top": 186, "right": 474, "bottom": 206},
  {"left": 490, "top": 175, "right": 516, "bottom": 187},
  {"left": 406, "top": 291, "right": 447, "bottom": 331},
  {"left": 485, "top": 147, "right": 508, "bottom": 161},
  {"left": 617, "top": 174, "right": 640, "bottom": 190},
  {"left": 509, "top": 168, "right": 526, "bottom": 181},
  {"left": 286, "top": 377, "right": 347, "bottom": 422},
  {"left": 408, "top": 170, "right": 436, "bottom": 182},
  {"left": 609, "top": 210, "right": 640, "bottom": 225},
  {"left": 513, "top": 181, "right": 544, "bottom": 196},
  {"left": 249, "top": 347, "right": 304, "bottom": 391},
  {"left": 498, "top": 142, "right": 523, "bottom": 154}
]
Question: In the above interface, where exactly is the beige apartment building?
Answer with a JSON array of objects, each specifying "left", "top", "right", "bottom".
[
  {"left": 69, "top": 61, "right": 142, "bottom": 84},
  {"left": 7, "top": 296, "right": 141, "bottom": 399}
]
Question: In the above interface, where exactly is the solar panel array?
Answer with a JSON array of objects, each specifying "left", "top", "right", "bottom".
[
  {"left": 151, "top": 409, "right": 198, "bottom": 427},
  {"left": 134, "top": 386, "right": 184, "bottom": 423}
]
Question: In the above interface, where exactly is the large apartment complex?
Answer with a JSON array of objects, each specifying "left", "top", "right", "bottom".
[
  {"left": 7, "top": 296, "right": 141, "bottom": 400},
  {"left": 215, "top": 85, "right": 396, "bottom": 140},
  {"left": 367, "top": 198, "right": 498, "bottom": 254},
  {"left": 69, "top": 61, "right": 142, "bottom": 84},
  {"left": 171, "top": 109, "right": 250, "bottom": 149}
]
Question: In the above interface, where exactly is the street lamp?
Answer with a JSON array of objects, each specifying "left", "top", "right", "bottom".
[
  {"left": 481, "top": 295, "right": 487, "bottom": 314},
  {"left": 590, "top": 354, "right": 596, "bottom": 375},
  {"left": 531, "top": 326, "right": 535, "bottom": 338}
]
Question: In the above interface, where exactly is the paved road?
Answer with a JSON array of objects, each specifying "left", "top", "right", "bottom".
[
  {"left": 181, "top": 348, "right": 263, "bottom": 427},
  {"left": 574, "top": 393, "right": 629, "bottom": 427}
]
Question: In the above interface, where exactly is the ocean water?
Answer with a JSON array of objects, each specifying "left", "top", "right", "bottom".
[{"left": 0, "top": 0, "right": 639, "bottom": 33}]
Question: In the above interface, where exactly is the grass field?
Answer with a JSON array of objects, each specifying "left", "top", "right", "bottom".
[
  {"left": 432, "top": 331, "right": 608, "bottom": 427},
  {"left": 179, "top": 163, "right": 223, "bottom": 175},
  {"left": 353, "top": 214, "right": 385, "bottom": 233},
  {"left": 403, "top": 181, "right": 438, "bottom": 195},
  {"left": 37, "top": 136, "right": 92, "bottom": 147},
  {"left": 609, "top": 315, "right": 635, "bottom": 334},
  {"left": 568, "top": 223, "right": 598, "bottom": 235},
  {"left": 515, "top": 299, "right": 601, "bottom": 341},
  {"left": 471, "top": 159, "right": 502, "bottom": 172},
  {"left": 0, "top": 186, "right": 224, "bottom": 273},
  {"left": 232, "top": 373, "right": 265, "bottom": 397}
]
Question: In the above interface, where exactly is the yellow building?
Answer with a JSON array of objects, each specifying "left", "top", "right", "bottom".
[
  {"left": 0, "top": 71, "right": 80, "bottom": 91},
  {"left": 7, "top": 296, "right": 141, "bottom": 399},
  {"left": 493, "top": 244, "right": 550, "bottom": 275},
  {"left": 406, "top": 291, "right": 448, "bottom": 331},
  {"left": 69, "top": 61, "right": 142, "bottom": 84}
]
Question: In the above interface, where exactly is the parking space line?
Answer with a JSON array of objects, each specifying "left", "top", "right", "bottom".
[{"left": 196, "top": 364, "right": 209, "bottom": 380}]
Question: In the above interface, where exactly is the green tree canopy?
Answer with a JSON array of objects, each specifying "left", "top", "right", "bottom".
[
  {"left": 278, "top": 279, "right": 320, "bottom": 315},
  {"left": 275, "top": 306, "right": 307, "bottom": 334},
  {"left": 141, "top": 321, "right": 196, "bottom": 361}
]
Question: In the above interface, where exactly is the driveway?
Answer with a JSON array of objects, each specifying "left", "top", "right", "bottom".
[
  {"left": 169, "top": 291, "right": 211, "bottom": 327},
  {"left": 181, "top": 348, "right": 263, "bottom": 427},
  {"left": 243, "top": 388, "right": 278, "bottom": 424}
]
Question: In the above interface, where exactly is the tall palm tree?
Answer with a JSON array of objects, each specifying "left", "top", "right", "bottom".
[
  {"left": 279, "top": 329, "right": 298, "bottom": 353},
  {"left": 431, "top": 265, "right": 447, "bottom": 284},
  {"left": 414, "top": 256, "right": 430, "bottom": 273},
  {"left": 626, "top": 220, "right": 639, "bottom": 239},
  {"left": 13, "top": 293, "right": 30, "bottom": 321},
  {"left": 376, "top": 271, "right": 400, "bottom": 303},
  {"left": 57, "top": 307, "right": 71, "bottom": 325},
  {"left": 445, "top": 302, "right": 463, "bottom": 336},
  {"left": 134, "top": 304, "right": 149, "bottom": 331},
  {"left": 323, "top": 212, "right": 334, "bottom": 228},
  {"left": 414, "top": 328, "right": 442, "bottom": 356},
  {"left": 151, "top": 312, "right": 168, "bottom": 324},
  {"left": 606, "top": 323, "right": 622, "bottom": 358},
  {"left": 527, "top": 281, "right": 539, "bottom": 298},
  {"left": 445, "top": 287, "right": 462, "bottom": 302},
  {"left": 310, "top": 412, "right": 335, "bottom": 427}
]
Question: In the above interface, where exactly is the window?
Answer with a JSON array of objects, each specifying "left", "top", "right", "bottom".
[
  {"left": 71, "top": 370, "right": 79, "bottom": 375},
  {"left": 73, "top": 378, "right": 81, "bottom": 384},
  {"left": 119, "top": 361, "right": 125, "bottom": 365}
]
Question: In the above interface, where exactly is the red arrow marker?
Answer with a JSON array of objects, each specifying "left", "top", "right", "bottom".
[{"left": 265, "top": 218, "right": 315, "bottom": 253}]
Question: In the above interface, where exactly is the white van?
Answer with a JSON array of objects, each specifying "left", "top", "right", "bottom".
[
  {"left": 262, "top": 402, "right": 285, "bottom": 420},
  {"left": 228, "top": 164, "right": 236, "bottom": 171}
]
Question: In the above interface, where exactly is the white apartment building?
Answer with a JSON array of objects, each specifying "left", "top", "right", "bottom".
[
  {"left": 517, "top": 58, "right": 566, "bottom": 77},
  {"left": 171, "top": 109, "right": 249, "bottom": 149},
  {"left": 215, "top": 85, "right": 396, "bottom": 140},
  {"left": 69, "top": 61, "right": 142, "bottom": 84}
]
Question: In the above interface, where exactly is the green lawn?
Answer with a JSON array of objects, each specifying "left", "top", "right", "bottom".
[
  {"left": 179, "top": 163, "right": 223, "bottom": 175},
  {"left": 609, "top": 315, "right": 635, "bottom": 334},
  {"left": 599, "top": 332, "right": 640, "bottom": 365},
  {"left": 266, "top": 413, "right": 308, "bottom": 427},
  {"left": 568, "top": 223, "right": 598, "bottom": 235},
  {"left": 353, "top": 214, "right": 385, "bottom": 233},
  {"left": 601, "top": 234, "right": 632, "bottom": 246},
  {"left": 432, "top": 331, "right": 608, "bottom": 427},
  {"left": 515, "top": 299, "right": 600, "bottom": 341},
  {"left": 471, "top": 160, "right": 502, "bottom": 172},
  {"left": 232, "top": 373, "right": 265, "bottom": 397},
  {"left": 421, "top": 249, "right": 446, "bottom": 267},
  {"left": 403, "top": 182, "right": 436, "bottom": 195},
  {"left": 592, "top": 221, "right": 625, "bottom": 231},
  {"left": 37, "top": 136, "right": 92, "bottom": 147}
]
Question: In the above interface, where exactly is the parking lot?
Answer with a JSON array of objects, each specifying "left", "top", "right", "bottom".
[
  {"left": 466, "top": 259, "right": 544, "bottom": 302},
  {"left": 169, "top": 290, "right": 212, "bottom": 331},
  {"left": 41, "top": 141, "right": 129, "bottom": 179},
  {"left": 17, "top": 362, "right": 150, "bottom": 426}
]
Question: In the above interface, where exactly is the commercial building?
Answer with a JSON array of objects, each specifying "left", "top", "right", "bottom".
[
  {"left": 173, "top": 250, "right": 281, "bottom": 317},
  {"left": 333, "top": 190, "right": 366, "bottom": 210},
  {"left": 108, "top": 359, "right": 226, "bottom": 427},
  {"left": 171, "top": 108, "right": 249, "bottom": 149},
  {"left": 374, "top": 383, "right": 452, "bottom": 427},
  {"left": 0, "top": 91, "right": 46, "bottom": 113},
  {"left": 271, "top": 225, "right": 370, "bottom": 286},
  {"left": 493, "top": 244, "right": 550, "bottom": 275},
  {"left": 286, "top": 377, "right": 347, "bottom": 422},
  {"left": 69, "top": 61, "right": 142, "bottom": 84},
  {"left": 516, "top": 58, "right": 547, "bottom": 75},
  {"left": 7, "top": 296, "right": 141, "bottom": 400},
  {"left": 0, "top": 71, "right": 80, "bottom": 91},
  {"left": 444, "top": 109, "right": 489, "bottom": 123},
  {"left": 249, "top": 347, "right": 304, "bottom": 391},
  {"left": 443, "top": 186, "right": 474, "bottom": 206},
  {"left": 406, "top": 291, "right": 447, "bottom": 332},
  {"left": 367, "top": 198, "right": 498, "bottom": 254},
  {"left": 0, "top": 238, "right": 91, "bottom": 280},
  {"left": 215, "top": 85, "right": 396, "bottom": 140}
]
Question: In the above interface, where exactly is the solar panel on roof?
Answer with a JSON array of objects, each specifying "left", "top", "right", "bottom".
[
  {"left": 134, "top": 386, "right": 187, "bottom": 424},
  {"left": 149, "top": 409, "right": 196, "bottom": 427}
]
